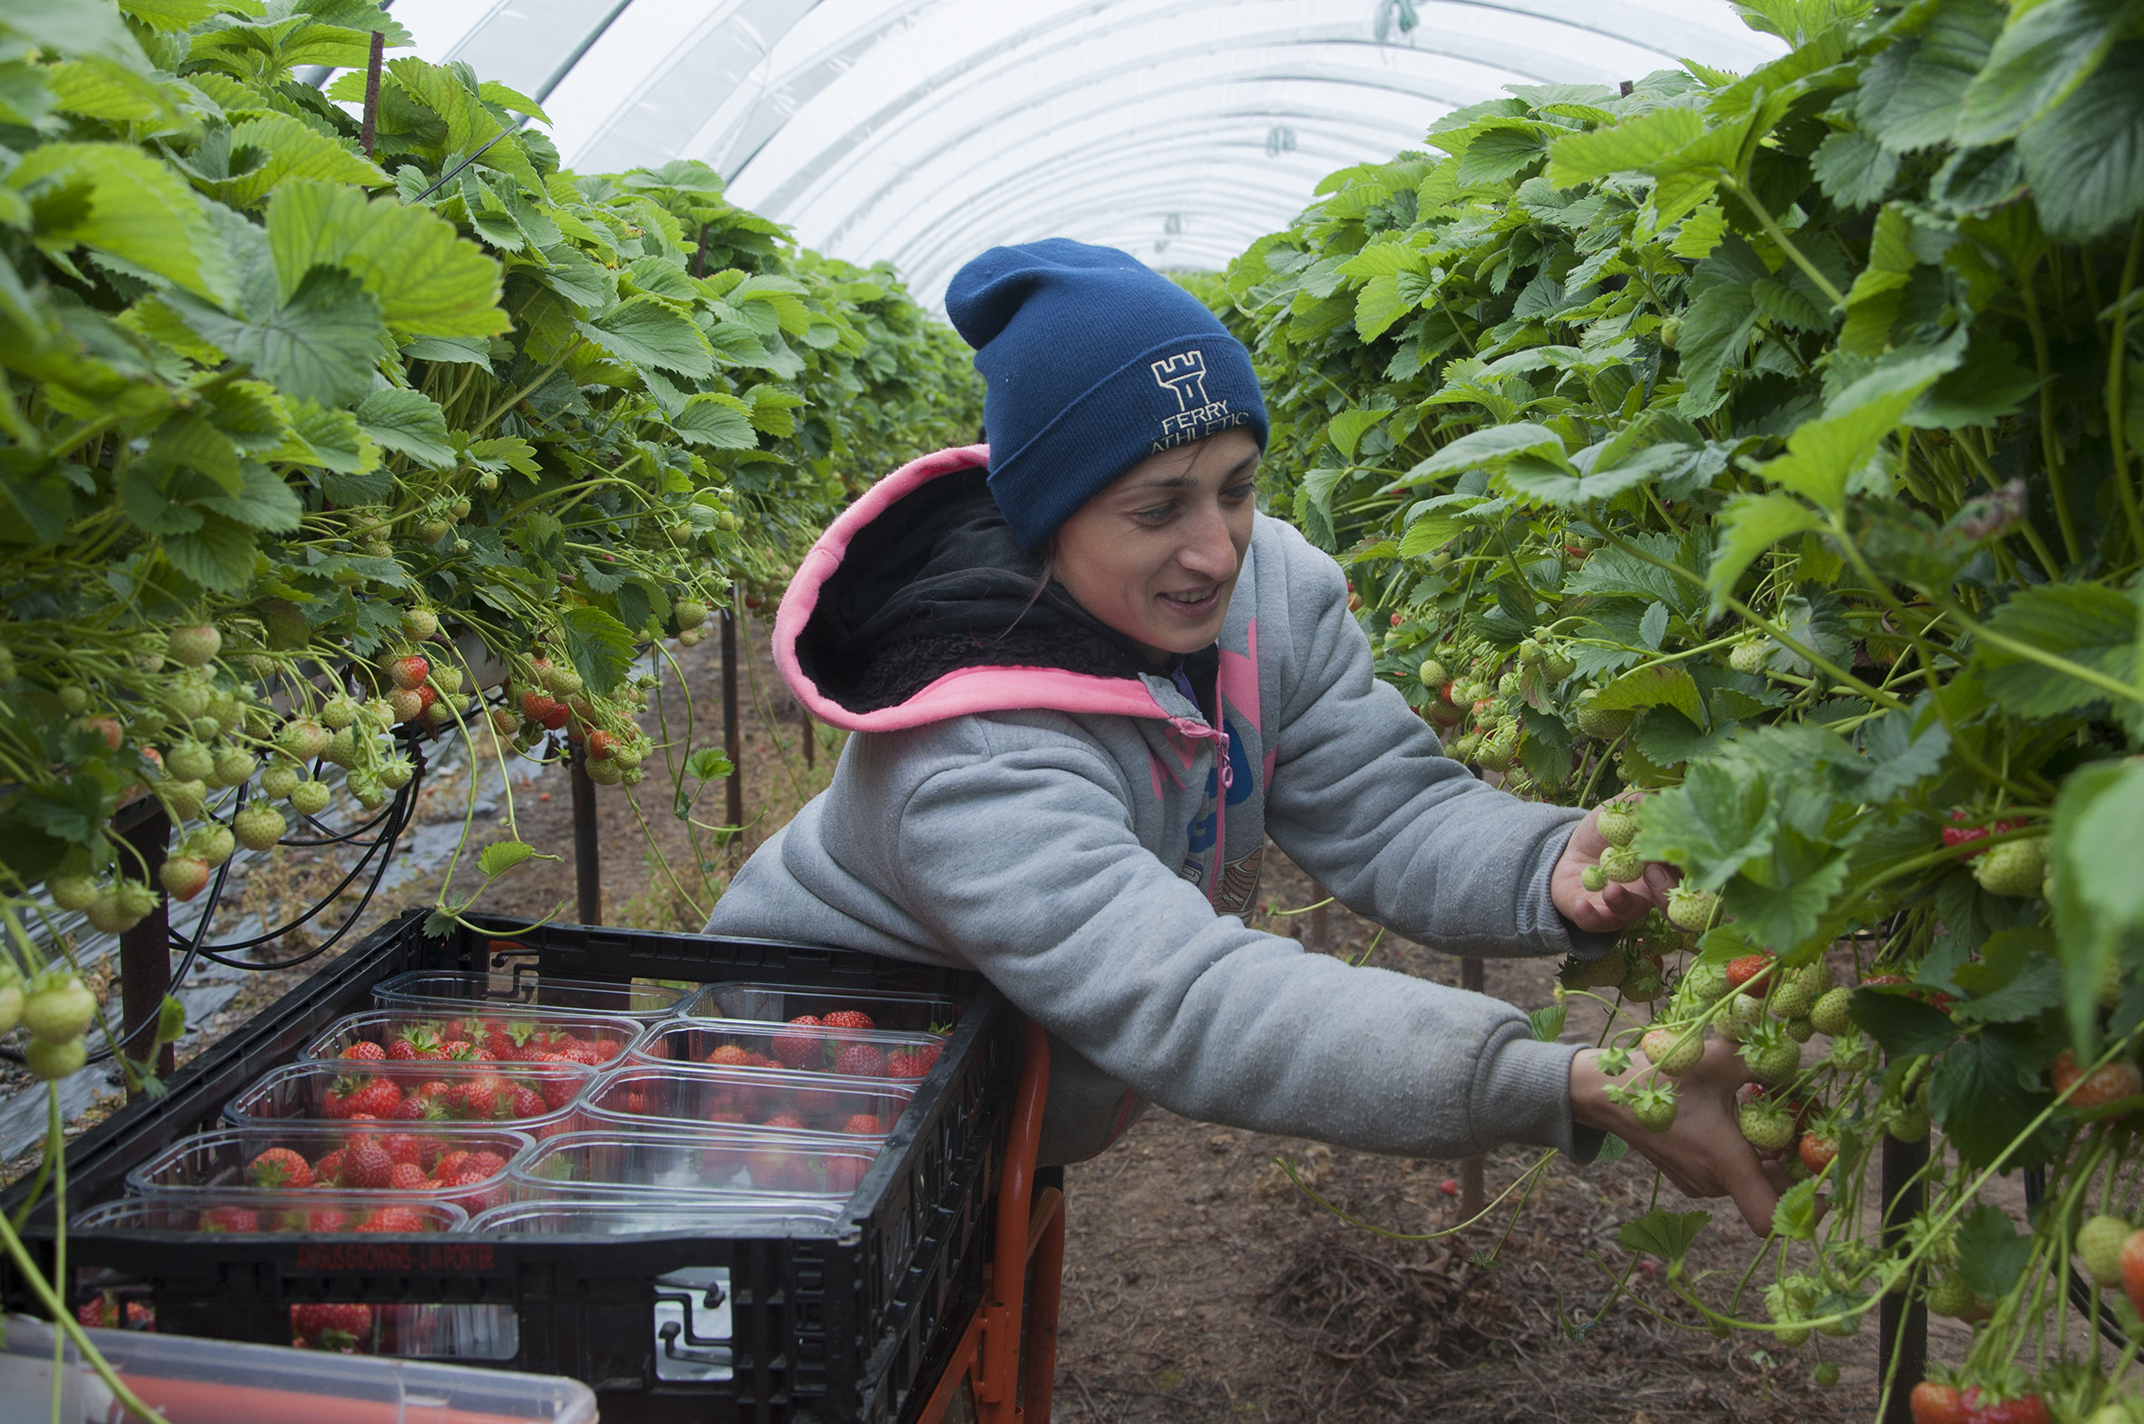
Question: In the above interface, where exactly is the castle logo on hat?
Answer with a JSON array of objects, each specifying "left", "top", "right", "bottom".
[{"left": 1150, "top": 347, "right": 1251, "bottom": 452}]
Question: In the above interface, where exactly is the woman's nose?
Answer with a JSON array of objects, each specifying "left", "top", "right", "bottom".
[{"left": 1176, "top": 500, "right": 1238, "bottom": 579}]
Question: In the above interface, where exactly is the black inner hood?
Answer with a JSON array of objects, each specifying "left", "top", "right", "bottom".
[{"left": 796, "top": 465, "right": 1170, "bottom": 714}]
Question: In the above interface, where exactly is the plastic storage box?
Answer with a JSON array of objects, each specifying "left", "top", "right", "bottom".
[
  {"left": 628, "top": 1016, "right": 944, "bottom": 1080},
  {"left": 681, "top": 981, "right": 962, "bottom": 1034},
  {"left": 73, "top": 1194, "right": 467, "bottom": 1234},
  {"left": 127, "top": 1125, "right": 533, "bottom": 1214},
  {"left": 0, "top": 1312, "right": 595, "bottom": 1424},
  {"left": 223, "top": 1059, "right": 595, "bottom": 1135},
  {"left": 5, "top": 911, "right": 1013, "bottom": 1424},
  {"left": 301, "top": 1008, "right": 647, "bottom": 1067},
  {"left": 373, "top": 967, "right": 690, "bottom": 1022}
]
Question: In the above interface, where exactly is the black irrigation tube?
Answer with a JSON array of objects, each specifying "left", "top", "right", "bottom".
[{"left": 2022, "top": 1166, "right": 2129, "bottom": 1347}]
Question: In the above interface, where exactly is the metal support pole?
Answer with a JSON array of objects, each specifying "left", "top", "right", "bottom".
[
  {"left": 722, "top": 592, "right": 743, "bottom": 839},
  {"left": 800, "top": 705, "right": 814, "bottom": 771},
  {"left": 1460, "top": 956, "right": 1485, "bottom": 1216},
  {"left": 569, "top": 741, "right": 601, "bottom": 925},
  {"left": 359, "top": 30, "right": 383, "bottom": 158},
  {"left": 1307, "top": 880, "right": 1330, "bottom": 954},
  {"left": 1879, "top": 1132, "right": 1930, "bottom": 1422},
  {"left": 117, "top": 806, "right": 174, "bottom": 1085}
]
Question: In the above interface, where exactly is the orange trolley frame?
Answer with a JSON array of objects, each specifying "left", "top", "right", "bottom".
[{"left": 912, "top": 1014, "right": 1063, "bottom": 1424}]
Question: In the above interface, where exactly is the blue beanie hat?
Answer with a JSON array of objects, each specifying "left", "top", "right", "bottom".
[{"left": 944, "top": 239, "right": 1267, "bottom": 552}]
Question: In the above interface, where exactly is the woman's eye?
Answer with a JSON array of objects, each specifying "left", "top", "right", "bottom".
[
  {"left": 1134, "top": 504, "right": 1176, "bottom": 524},
  {"left": 1221, "top": 481, "right": 1256, "bottom": 502}
]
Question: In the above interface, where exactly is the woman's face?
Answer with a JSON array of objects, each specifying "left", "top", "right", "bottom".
[{"left": 1052, "top": 429, "right": 1261, "bottom": 662}]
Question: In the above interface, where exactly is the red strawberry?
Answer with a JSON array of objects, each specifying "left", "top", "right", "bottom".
[
  {"left": 825, "top": 1154, "right": 867, "bottom": 1195},
  {"left": 325, "top": 1076, "right": 366, "bottom": 1119},
  {"left": 834, "top": 1044, "right": 885, "bottom": 1077},
  {"left": 510, "top": 1087, "right": 547, "bottom": 1117},
  {"left": 773, "top": 1016, "right": 824, "bottom": 1069},
  {"left": 885, "top": 1049, "right": 932, "bottom": 1080},
  {"left": 414, "top": 1080, "right": 451, "bottom": 1100},
  {"left": 349, "top": 1078, "right": 404, "bottom": 1119},
  {"left": 2053, "top": 1049, "right": 2142, "bottom": 1113},
  {"left": 446, "top": 1077, "right": 507, "bottom": 1119},
  {"left": 483, "top": 1029, "right": 517, "bottom": 1061},
  {"left": 391, "top": 1095, "right": 438, "bottom": 1122},
  {"left": 763, "top": 1112, "right": 807, "bottom": 1132},
  {"left": 466, "top": 1151, "right": 507, "bottom": 1179},
  {"left": 339, "top": 1041, "right": 387, "bottom": 1063},
  {"left": 306, "top": 1207, "right": 351, "bottom": 1232},
  {"left": 204, "top": 1205, "right": 259, "bottom": 1232},
  {"left": 841, "top": 1114, "right": 882, "bottom": 1135},
  {"left": 356, "top": 1207, "right": 425, "bottom": 1233},
  {"left": 386, "top": 654, "right": 429, "bottom": 691},
  {"left": 586, "top": 729, "right": 617, "bottom": 760},
  {"left": 294, "top": 1302, "right": 373, "bottom": 1350},
  {"left": 442, "top": 1039, "right": 478, "bottom": 1060},
  {"left": 247, "top": 1147, "right": 313, "bottom": 1190},
  {"left": 560, "top": 1045, "right": 598, "bottom": 1066},
  {"left": 706, "top": 1045, "right": 753, "bottom": 1068},
  {"left": 1726, "top": 953, "right": 1775, "bottom": 997},
  {"left": 823, "top": 1011, "right": 875, "bottom": 1032},
  {"left": 389, "top": 1162, "right": 429, "bottom": 1191},
  {"left": 433, "top": 1150, "right": 472, "bottom": 1179},
  {"left": 312, "top": 1149, "right": 347, "bottom": 1187},
  {"left": 381, "top": 1133, "right": 424, "bottom": 1166},
  {"left": 591, "top": 1040, "right": 621, "bottom": 1063},
  {"left": 342, "top": 1135, "right": 393, "bottom": 1190},
  {"left": 1799, "top": 1132, "right": 1838, "bottom": 1174}
]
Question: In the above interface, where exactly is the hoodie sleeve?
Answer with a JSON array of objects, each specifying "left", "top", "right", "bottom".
[
  {"left": 1256, "top": 518, "right": 1615, "bottom": 962},
  {"left": 844, "top": 717, "right": 1588, "bottom": 1161}
]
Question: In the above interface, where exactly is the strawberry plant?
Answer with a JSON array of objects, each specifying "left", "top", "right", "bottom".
[
  {"left": 0, "top": 0, "right": 979, "bottom": 1397},
  {"left": 1224, "top": 0, "right": 2144, "bottom": 1409}
]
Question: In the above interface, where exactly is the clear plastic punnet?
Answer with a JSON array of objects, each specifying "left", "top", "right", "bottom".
[
  {"left": 126, "top": 1125, "right": 534, "bottom": 1215},
  {"left": 583, "top": 1060, "right": 915, "bottom": 1138},
  {"left": 504, "top": 1128, "right": 877, "bottom": 1206},
  {"left": 300, "top": 1008, "right": 647, "bottom": 1067},
  {"left": 628, "top": 1016, "right": 945, "bottom": 1081},
  {"left": 464, "top": 1197, "right": 848, "bottom": 1237},
  {"left": 71, "top": 1192, "right": 467, "bottom": 1234},
  {"left": 1, "top": 1312, "right": 596, "bottom": 1424},
  {"left": 370, "top": 968, "right": 689, "bottom": 1022},
  {"left": 221, "top": 1059, "right": 595, "bottom": 1136},
  {"left": 680, "top": 981, "right": 961, "bottom": 1035}
]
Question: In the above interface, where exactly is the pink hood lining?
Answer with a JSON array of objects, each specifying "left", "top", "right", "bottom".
[{"left": 772, "top": 444, "right": 1175, "bottom": 734}]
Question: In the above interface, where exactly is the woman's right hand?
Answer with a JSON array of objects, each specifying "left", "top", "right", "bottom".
[{"left": 1569, "top": 1039, "right": 1789, "bottom": 1236}]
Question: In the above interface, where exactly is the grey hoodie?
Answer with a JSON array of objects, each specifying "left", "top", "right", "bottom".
[{"left": 708, "top": 445, "right": 1611, "bottom": 1166}]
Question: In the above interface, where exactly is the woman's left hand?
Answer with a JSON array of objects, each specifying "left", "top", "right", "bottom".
[{"left": 1550, "top": 799, "right": 1677, "bottom": 932}]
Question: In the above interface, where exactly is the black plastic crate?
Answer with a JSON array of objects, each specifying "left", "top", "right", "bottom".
[{"left": 2, "top": 910, "right": 1015, "bottom": 1423}]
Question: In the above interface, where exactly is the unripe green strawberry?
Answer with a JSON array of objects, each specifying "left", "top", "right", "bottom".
[
  {"left": 321, "top": 729, "right": 358, "bottom": 769},
  {"left": 402, "top": 608, "right": 440, "bottom": 641},
  {"left": 26, "top": 1036, "right": 86, "bottom": 1081},
  {"left": 584, "top": 756, "right": 624, "bottom": 786},
  {"left": 291, "top": 780, "right": 331, "bottom": 815},
  {"left": 321, "top": 695, "right": 359, "bottom": 731},
  {"left": 675, "top": 599, "right": 709, "bottom": 630},
  {"left": 212, "top": 748, "right": 256, "bottom": 789},
  {"left": 417, "top": 516, "right": 453, "bottom": 543},
  {"left": 1810, "top": 987, "right": 1854, "bottom": 1036},
  {"left": 1641, "top": 1025, "right": 1703, "bottom": 1076},
  {"left": 348, "top": 772, "right": 386, "bottom": 810},
  {"left": 1888, "top": 1104, "right": 1930, "bottom": 1142},
  {"left": 166, "top": 624, "right": 221, "bottom": 668},
  {"left": 280, "top": 718, "right": 329, "bottom": 762},
  {"left": 190, "top": 715, "right": 221, "bottom": 741},
  {"left": 1739, "top": 1099, "right": 1794, "bottom": 1151},
  {"left": 1542, "top": 648, "right": 1576, "bottom": 681},
  {"left": 1665, "top": 884, "right": 1716, "bottom": 932},
  {"left": 432, "top": 664, "right": 464, "bottom": 696},
  {"left": 1791, "top": 961, "right": 1833, "bottom": 996},
  {"left": 166, "top": 740, "right": 215, "bottom": 782},
  {"left": 1813, "top": 1362, "right": 1839, "bottom": 1387},
  {"left": 1771, "top": 981, "right": 1815, "bottom": 1020},
  {"left": 0, "top": 978, "right": 17, "bottom": 1037},
  {"left": 1743, "top": 1030, "right": 1802, "bottom": 1086},
  {"left": 1517, "top": 639, "right": 1543, "bottom": 667},
  {"left": 1680, "top": 960, "right": 1728, "bottom": 1005},
  {"left": 1575, "top": 698, "right": 1633, "bottom": 739},
  {"left": 22, "top": 971, "right": 97, "bottom": 1042},
  {"left": 2078, "top": 1215, "right": 2132, "bottom": 1287},
  {"left": 450, "top": 497, "right": 472, "bottom": 522},
  {"left": 85, "top": 888, "right": 131, "bottom": 934},
  {"left": 1596, "top": 806, "right": 1639, "bottom": 848},
  {"left": 1417, "top": 658, "right": 1447, "bottom": 687},
  {"left": 207, "top": 692, "right": 241, "bottom": 734},
  {"left": 164, "top": 779, "right": 207, "bottom": 822},
  {"left": 1476, "top": 734, "right": 1514, "bottom": 772},
  {"left": 1721, "top": 993, "right": 1767, "bottom": 1042},
  {"left": 1784, "top": 1016, "right": 1815, "bottom": 1042},
  {"left": 424, "top": 699, "right": 455, "bottom": 727},
  {"left": 259, "top": 762, "right": 300, "bottom": 800},
  {"left": 541, "top": 662, "right": 582, "bottom": 697},
  {"left": 234, "top": 804, "right": 286, "bottom": 852},
  {"left": 1974, "top": 838, "right": 2046, "bottom": 897},
  {"left": 1581, "top": 864, "right": 1608, "bottom": 892},
  {"left": 1828, "top": 1030, "right": 1878, "bottom": 1073},
  {"left": 1600, "top": 846, "right": 1645, "bottom": 883},
  {"left": 57, "top": 684, "right": 88, "bottom": 714},
  {"left": 1630, "top": 1084, "right": 1677, "bottom": 1132},
  {"left": 1623, "top": 958, "right": 1666, "bottom": 1002},
  {"left": 1773, "top": 1324, "right": 1809, "bottom": 1348},
  {"left": 48, "top": 874, "right": 98, "bottom": 913},
  {"left": 193, "top": 825, "right": 235, "bottom": 866},
  {"left": 1925, "top": 1272, "right": 1977, "bottom": 1319},
  {"left": 378, "top": 754, "right": 414, "bottom": 790},
  {"left": 1728, "top": 640, "right": 1767, "bottom": 674}
]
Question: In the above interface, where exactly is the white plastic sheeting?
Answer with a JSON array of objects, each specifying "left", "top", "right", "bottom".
[{"left": 393, "top": 0, "right": 1784, "bottom": 305}]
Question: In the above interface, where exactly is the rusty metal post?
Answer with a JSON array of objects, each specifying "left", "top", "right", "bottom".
[
  {"left": 359, "top": 30, "right": 384, "bottom": 158},
  {"left": 1880, "top": 1133, "right": 1929, "bottom": 1422},
  {"left": 117, "top": 805, "right": 174, "bottom": 1084},
  {"left": 569, "top": 742, "right": 601, "bottom": 925},
  {"left": 800, "top": 705, "right": 814, "bottom": 771},
  {"left": 722, "top": 591, "right": 743, "bottom": 839},
  {"left": 1460, "top": 956, "right": 1486, "bottom": 1216}
]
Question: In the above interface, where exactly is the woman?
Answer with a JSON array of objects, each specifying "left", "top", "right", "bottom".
[{"left": 709, "top": 239, "right": 1781, "bottom": 1234}]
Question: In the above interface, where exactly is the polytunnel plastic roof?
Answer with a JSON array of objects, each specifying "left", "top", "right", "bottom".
[{"left": 387, "top": 0, "right": 1785, "bottom": 309}]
